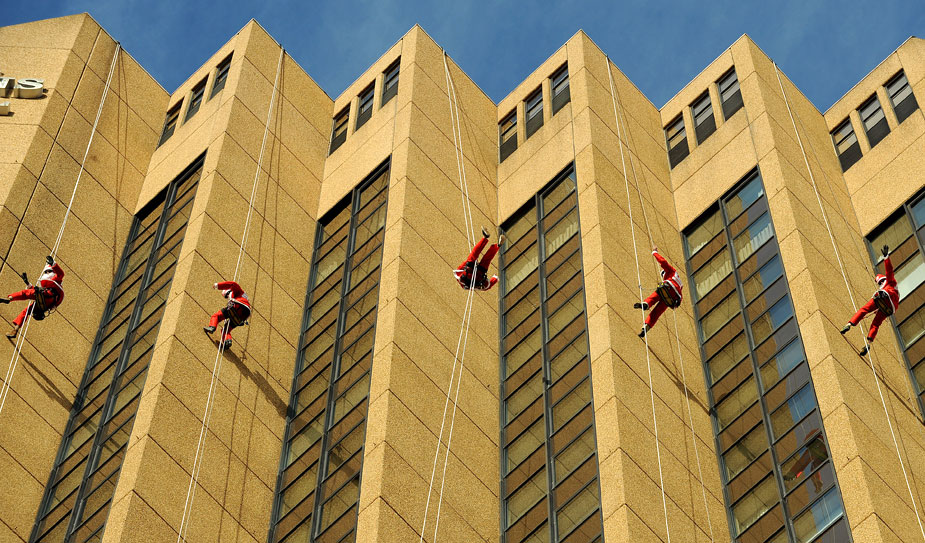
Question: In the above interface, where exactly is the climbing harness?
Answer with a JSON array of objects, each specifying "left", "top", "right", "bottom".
[
  {"left": 0, "top": 43, "right": 122, "bottom": 418},
  {"left": 656, "top": 281, "right": 682, "bottom": 309},
  {"left": 176, "top": 48, "right": 285, "bottom": 543},
  {"left": 419, "top": 51, "right": 476, "bottom": 543},
  {"left": 773, "top": 62, "right": 925, "bottom": 541},
  {"left": 873, "top": 289, "right": 895, "bottom": 316}
]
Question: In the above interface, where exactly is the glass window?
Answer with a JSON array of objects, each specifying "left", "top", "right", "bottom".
[
  {"left": 751, "top": 295, "right": 793, "bottom": 346},
  {"left": 870, "top": 213, "right": 913, "bottom": 255},
  {"left": 769, "top": 385, "right": 815, "bottom": 439},
  {"left": 693, "top": 249, "right": 733, "bottom": 300},
  {"left": 732, "top": 474, "right": 779, "bottom": 536},
  {"left": 685, "top": 209, "right": 724, "bottom": 258},
  {"left": 209, "top": 53, "right": 232, "bottom": 99},
  {"left": 525, "top": 88, "right": 544, "bottom": 139},
  {"left": 743, "top": 256, "right": 784, "bottom": 302},
  {"left": 831, "top": 119, "right": 862, "bottom": 172},
  {"left": 381, "top": 58, "right": 400, "bottom": 106},
  {"left": 733, "top": 213, "right": 773, "bottom": 265},
  {"left": 722, "top": 423, "right": 769, "bottom": 481},
  {"left": 858, "top": 94, "right": 890, "bottom": 148},
  {"left": 725, "top": 176, "right": 765, "bottom": 219},
  {"left": 184, "top": 78, "right": 207, "bottom": 122},
  {"left": 665, "top": 114, "right": 689, "bottom": 168},
  {"left": 791, "top": 488, "right": 845, "bottom": 542},
  {"left": 759, "top": 340, "right": 804, "bottom": 390},
  {"left": 500, "top": 110, "right": 518, "bottom": 162},
  {"left": 551, "top": 65, "right": 570, "bottom": 114},
  {"left": 270, "top": 162, "right": 389, "bottom": 542},
  {"left": 329, "top": 107, "right": 349, "bottom": 154},
  {"left": 157, "top": 102, "right": 182, "bottom": 147},
  {"left": 718, "top": 68, "right": 744, "bottom": 120},
  {"left": 500, "top": 166, "right": 599, "bottom": 542},
  {"left": 355, "top": 83, "right": 374, "bottom": 130},
  {"left": 692, "top": 91, "right": 716, "bottom": 144},
  {"left": 716, "top": 377, "right": 759, "bottom": 430},
  {"left": 886, "top": 70, "right": 918, "bottom": 124},
  {"left": 701, "top": 293, "right": 740, "bottom": 342},
  {"left": 896, "top": 252, "right": 925, "bottom": 301}
]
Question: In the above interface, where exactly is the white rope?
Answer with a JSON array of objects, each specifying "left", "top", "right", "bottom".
[
  {"left": 420, "top": 53, "right": 477, "bottom": 543},
  {"left": 176, "top": 47, "right": 285, "bottom": 543},
  {"left": 605, "top": 58, "right": 672, "bottom": 543},
  {"left": 0, "top": 44, "right": 122, "bottom": 418},
  {"left": 773, "top": 63, "right": 925, "bottom": 541}
]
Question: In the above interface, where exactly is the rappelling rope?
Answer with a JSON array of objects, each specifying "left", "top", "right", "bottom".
[
  {"left": 605, "top": 57, "right": 672, "bottom": 543},
  {"left": 176, "top": 47, "right": 285, "bottom": 543},
  {"left": 608, "top": 62, "right": 715, "bottom": 543},
  {"left": 0, "top": 43, "right": 122, "bottom": 418},
  {"left": 419, "top": 53, "right": 477, "bottom": 543},
  {"left": 773, "top": 63, "right": 925, "bottom": 541}
]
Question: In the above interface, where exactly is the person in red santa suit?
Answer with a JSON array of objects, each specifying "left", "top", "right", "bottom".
[
  {"left": 454, "top": 227, "right": 504, "bottom": 291},
  {"left": 841, "top": 244, "right": 897, "bottom": 357},
  {"left": 203, "top": 280, "right": 251, "bottom": 350},
  {"left": 636, "top": 247, "right": 683, "bottom": 338},
  {"left": 1, "top": 256, "right": 65, "bottom": 339}
]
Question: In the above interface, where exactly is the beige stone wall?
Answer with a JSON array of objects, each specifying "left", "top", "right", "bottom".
[
  {"left": 0, "top": 14, "right": 166, "bottom": 542},
  {"left": 567, "top": 33, "right": 726, "bottom": 543},
  {"left": 356, "top": 26, "right": 500, "bottom": 543},
  {"left": 98, "top": 20, "right": 329, "bottom": 543}
]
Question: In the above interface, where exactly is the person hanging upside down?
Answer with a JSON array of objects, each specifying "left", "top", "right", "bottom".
[
  {"left": 203, "top": 281, "right": 251, "bottom": 350},
  {"left": 841, "top": 244, "right": 897, "bottom": 357},
  {"left": 454, "top": 227, "right": 504, "bottom": 291},
  {"left": 782, "top": 429, "right": 827, "bottom": 493},
  {"left": 635, "top": 247, "right": 683, "bottom": 338},
  {"left": 1, "top": 256, "right": 65, "bottom": 339}
]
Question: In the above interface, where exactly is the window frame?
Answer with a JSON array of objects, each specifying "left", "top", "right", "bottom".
[
  {"left": 184, "top": 77, "right": 208, "bottom": 123},
  {"left": 550, "top": 64, "right": 570, "bottom": 115},
  {"left": 692, "top": 90, "right": 717, "bottom": 145},
  {"left": 717, "top": 68, "right": 744, "bottom": 120},
  {"left": 857, "top": 93, "right": 890, "bottom": 149},
  {"left": 157, "top": 101, "right": 183, "bottom": 147},
  {"left": 355, "top": 83, "right": 375, "bottom": 131},
  {"left": 830, "top": 118, "right": 862, "bottom": 172},
  {"left": 885, "top": 70, "right": 919, "bottom": 124},
  {"left": 665, "top": 114, "right": 689, "bottom": 168},
  {"left": 500, "top": 109, "right": 518, "bottom": 163},
  {"left": 380, "top": 58, "right": 400, "bottom": 107},
  {"left": 209, "top": 53, "right": 233, "bottom": 100},
  {"left": 329, "top": 106, "right": 350, "bottom": 155},
  {"left": 525, "top": 87, "right": 544, "bottom": 140}
]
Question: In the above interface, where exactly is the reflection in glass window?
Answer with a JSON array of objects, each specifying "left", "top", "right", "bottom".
[
  {"left": 686, "top": 210, "right": 723, "bottom": 257},
  {"left": 734, "top": 213, "right": 773, "bottom": 264},
  {"left": 792, "top": 488, "right": 845, "bottom": 542},
  {"left": 694, "top": 250, "right": 733, "bottom": 300},
  {"left": 725, "top": 176, "right": 765, "bottom": 219}
]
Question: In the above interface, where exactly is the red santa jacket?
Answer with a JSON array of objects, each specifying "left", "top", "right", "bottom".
[
  {"left": 38, "top": 262, "right": 65, "bottom": 307},
  {"left": 216, "top": 281, "right": 250, "bottom": 309},
  {"left": 875, "top": 257, "right": 899, "bottom": 312},
  {"left": 653, "top": 250, "right": 683, "bottom": 300}
]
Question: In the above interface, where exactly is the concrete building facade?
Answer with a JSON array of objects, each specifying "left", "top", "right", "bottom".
[{"left": 0, "top": 12, "right": 923, "bottom": 543}]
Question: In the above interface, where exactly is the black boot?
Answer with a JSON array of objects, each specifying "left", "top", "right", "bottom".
[
  {"left": 638, "top": 326, "right": 648, "bottom": 338},
  {"left": 633, "top": 302, "right": 649, "bottom": 311},
  {"left": 0, "top": 297, "right": 9, "bottom": 305},
  {"left": 840, "top": 323, "right": 851, "bottom": 335},
  {"left": 859, "top": 345, "right": 869, "bottom": 357},
  {"left": 481, "top": 226, "right": 490, "bottom": 239},
  {"left": 203, "top": 326, "right": 216, "bottom": 335},
  {"left": 222, "top": 339, "right": 232, "bottom": 350},
  {"left": 6, "top": 327, "right": 18, "bottom": 339}
]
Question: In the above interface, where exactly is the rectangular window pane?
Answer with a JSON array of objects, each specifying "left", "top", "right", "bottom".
[
  {"left": 666, "top": 115, "right": 689, "bottom": 168},
  {"left": 500, "top": 110, "right": 518, "bottom": 162},
  {"left": 381, "top": 58, "right": 400, "bottom": 106},
  {"left": 831, "top": 118, "right": 862, "bottom": 171},
  {"left": 551, "top": 65, "right": 570, "bottom": 114},
  {"left": 692, "top": 91, "right": 716, "bottom": 144},
  {"left": 525, "top": 88, "right": 544, "bottom": 139}
]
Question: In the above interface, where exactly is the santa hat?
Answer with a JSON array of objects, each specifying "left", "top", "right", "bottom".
[
  {"left": 222, "top": 288, "right": 234, "bottom": 299},
  {"left": 876, "top": 274, "right": 887, "bottom": 286}
]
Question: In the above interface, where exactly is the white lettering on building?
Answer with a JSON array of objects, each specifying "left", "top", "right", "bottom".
[{"left": 0, "top": 71, "right": 46, "bottom": 115}]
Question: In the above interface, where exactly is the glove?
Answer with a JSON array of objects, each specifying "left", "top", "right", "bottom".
[
  {"left": 882, "top": 245, "right": 889, "bottom": 257},
  {"left": 46, "top": 255, "right": 54, "bottom": 266},
  {"left": 213, "top": 283, "right": 218, "bottom": 289}
]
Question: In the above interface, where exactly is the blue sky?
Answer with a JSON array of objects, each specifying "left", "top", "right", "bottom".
[{"left": 6, "top": 1, "right": 924, "bottom": 110}]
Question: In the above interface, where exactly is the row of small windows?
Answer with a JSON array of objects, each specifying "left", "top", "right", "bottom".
[
  {"left": 666, "top": 67, "right": 743, "bottom": 169},
  {"left": 158, "top": 53, "right": 233, "bottom": 147},
  {"left": 329, "top": 58, "right": 400, "bottom": 154},
  {"left": 499, "top": 64, "right": 571, "bottom": 163},
  {"left": 831, "top": 70, "right": 919, "bottom": 172}
]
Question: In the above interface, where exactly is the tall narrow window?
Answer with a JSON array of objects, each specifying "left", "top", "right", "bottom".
[
  {"left": 886, "top": 70, "right": 918, "bottom": 124},
  {"left": 30, "top": 157, "right": 203, "bottom": 543},
  {"left": 381, "top": 58, "right": 400, "bottom": 107},
  {"left": 269, "top": 161, "right": 389, "bottom": 543},
  {"left": 157, "top": 101, "right": 182, "bottom": 147},
  {"left": 209, "top": 53, "right": 233, "bottom": 100},
  {"left": 499, "top": 165, "right": 603, "bottom": 543},
  {"left": 500, "top": 110, "right": 518, "bottom": 162},
  {"left": 718, "top": 68, "right": 743, "bottom": 120},
  {"left": 525, "top": 88, "right": 544, "bottom": 139},
  {"left": 865, "top": 195, "right": 925, "bottom": 418},
  {"left": 665, "top": 114, "right": 689, "bottom": 168},
  {"left": 692, "top": 90, "right": 717, "bottom": 144},
  {"left": 858, "top": 94, "right": 890, "bottom": 149},
  {"left": 355, "top": 83, "right": 374, "bottom": 131},
  {"left": 184, "top": 78, "right": 207, "bottom": 122},
  {"left": 831, "top": 119, "right": 861, "bottom": 172},
  {"left": 684, "top": 169, "right": 851, "bottom": 543},
  {"left": 329, "top": 107, "right": 349, "bottom": 154},
  {"left": 551, "top": 64, "right": 570, "bottom": 115}
]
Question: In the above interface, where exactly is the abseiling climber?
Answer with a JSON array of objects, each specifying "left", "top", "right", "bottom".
[
  {"left": 203, "top": 281, "right": 251, "bottom": 350},
  {"left": 1, "top": 256, "right": 65, "bottom": 340},
  {"left": 635, "top": 247, "right": 683, "bottom": 338},
  {"left": 454, "top": 227, "right": 504, "bottom": 291},
  {"left": 840, "top": 244, "right": 897, "bottom": 357}
]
